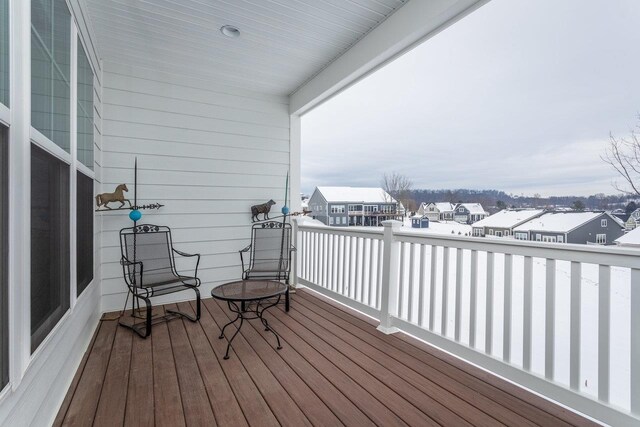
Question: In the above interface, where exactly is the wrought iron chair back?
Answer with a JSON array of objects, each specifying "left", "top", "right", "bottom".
[
  {"left": 119, "top": 224, "right": 201, "bottom": 338},
  {"left": 240, "top": 221, "right": 295, "bottom": 311}
]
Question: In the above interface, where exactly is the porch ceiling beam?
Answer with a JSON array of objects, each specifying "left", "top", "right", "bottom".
[{"left": 289, "top": 0, "right": 490, "bottom": 115}]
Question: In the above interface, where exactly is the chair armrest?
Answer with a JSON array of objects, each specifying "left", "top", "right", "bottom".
[
  {"left": 239, "top": 244, "right": 251, "bottom": 275},
  {"left": 172, "top": 248, "right": 201, "bottom": 278},
  {"left": 120, "top": 256, "right": 144, "bottom": 287}
]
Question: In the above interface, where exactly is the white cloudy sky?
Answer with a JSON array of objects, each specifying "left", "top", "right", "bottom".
[{"left": 300, "top": 0, "right": 640, "bottom": 197}]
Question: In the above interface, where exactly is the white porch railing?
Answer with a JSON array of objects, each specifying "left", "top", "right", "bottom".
[{"left": 292, "top": 219, "right": 640, "bottom": 427}]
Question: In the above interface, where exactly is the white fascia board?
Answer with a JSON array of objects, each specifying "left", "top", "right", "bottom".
[{"left": 289, "top": 0, "right": 490, "bottom": 115}]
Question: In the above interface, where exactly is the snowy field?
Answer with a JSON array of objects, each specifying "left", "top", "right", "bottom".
[{"left": 297, "top": 218, "right": 634, "bottom": 412}]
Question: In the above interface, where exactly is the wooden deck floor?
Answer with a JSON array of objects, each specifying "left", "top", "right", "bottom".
[{"left": 54, "top": 289, "right": 598, "bottom": 427}]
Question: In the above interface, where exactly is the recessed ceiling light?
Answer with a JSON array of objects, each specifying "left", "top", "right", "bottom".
[{"left": 220, "top": 25, "right": 240, "bottom": 38}]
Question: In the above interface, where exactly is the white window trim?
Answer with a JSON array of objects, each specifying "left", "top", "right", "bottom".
[{"left": 601, "top": 219, "right": 607, "bottom": 227}]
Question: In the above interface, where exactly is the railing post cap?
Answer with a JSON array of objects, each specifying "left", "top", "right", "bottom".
[{"left": 382, "top": 220, "right": 403, "bottom": 229}]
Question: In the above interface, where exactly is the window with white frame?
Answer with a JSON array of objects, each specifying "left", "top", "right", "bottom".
[
  {"left": 329, "top": 216, "right": 334, "bottom": 225},
  {"left": 596, "top": 234, "right": 606, "bottom": 244},
  {"left": 0, "top": 126, "right": 7, "bottom": 389},
  {"left": 330, "top": 205, "right": 345, "bottom": 213},
  {"left": 381, "top": 205, "right": 395, "bottom": 214},
  {"left": 601, "top": 219, "right": 607, "bottom": 227},
  {"left": 557, "top": 235, "right": 564, "bottom": 243},
  {"left": 515, "top": 232, "right": 528, "bottom": 240},
  {"left": 364, "top": 205, "right": 378, "bottom": 213},
  {"left": 31, "top": 144, "right": 70, "bottom": 352},
  {"left": 473, "top": 228, "right": 482, "bottom": 236},
  {"left": 348, "top": 204, "right": 362, "bottom": 212},
  {"left": 32, "top": 0, "right": 72, "bottom": 151},
  {"left": 0, "top": 0, "right": 8, "bottom": 107}
]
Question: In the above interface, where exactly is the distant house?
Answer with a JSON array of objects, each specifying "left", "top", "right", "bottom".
[
  {"left": 615, "top": 227, "right": 640, "bottom": 247},
  {"left": 418, "top": 202, "right": 456, "bottom": 222},
  {"left": 308, "top": 186, "right": 401, "bottom": 227},
  {"left": 453, "top": 203, "right": 488, "bottom": 224},
  {"left": 471, "top": 209, "right": 545, "bottom": 237},
  {"left": 513, "top": 211, "right": 624, "bottom": 245},
  {"left": 624, "top": 208, "right": 640, "bottom": 230},
  {"left": 411, "top": 214, "right": 429, "bottom": 229}
]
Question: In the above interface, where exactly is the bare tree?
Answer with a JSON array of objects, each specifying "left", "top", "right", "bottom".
[
  {"left": 381, "top": 172, "right": 413, "bottom": 216},
  {"left": 601, "top": 116, "right": 640, "bottom": 196}
]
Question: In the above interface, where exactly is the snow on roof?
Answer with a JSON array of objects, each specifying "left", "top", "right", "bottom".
[
  {"left": 473, "top": 209, "right": 544, "bottom": 229},
  {"left": 426, "top": 202, "right": 456, "bottom": 212},
  {"left": 514, "top": 211, "right": 604, "bottom": 233},
  {"left": 315, "top": 186, "right": 396, "bottom": 203},
  {"left": 457, "top": 203, "right": 486, "bottom": 214},
  {"left": 615, "top": 227, "right": 640, "bottom": 246}
]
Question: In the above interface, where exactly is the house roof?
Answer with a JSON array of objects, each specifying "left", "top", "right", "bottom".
[
  {"left": 472, "top": 209, "right": 544, "bottom": 229},
  {"left": 514, "top": 212, "right": 606, "bottom": 233},
  {"left": 615, "top": 227, "right": 640, "bottom": 246},
  {"left": 457, "top": 203, "right": 486, "bottom": 215},
  {"left": 315, "top": 187, "right": 396, "bottom": 204},
  {"left": 426, "top": 202, "right": 456, "bottom": 212}
]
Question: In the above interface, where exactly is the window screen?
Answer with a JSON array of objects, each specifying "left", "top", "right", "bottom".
[
  {"left": 0, "top": 126, "right": 7, "bottom": 388},
  {"left": 76, "top": 171, "right": 93, "bottom": 296},
  {"left": 31, "top": 144, "right": 69, "bottom": 352},
  {"left": 31, "top": 0, "right": 71, "bottom": 151}
]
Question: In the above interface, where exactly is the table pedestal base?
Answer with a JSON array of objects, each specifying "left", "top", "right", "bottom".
[{"left": 218, "top": 295, "right": 283, "bottom": 360}]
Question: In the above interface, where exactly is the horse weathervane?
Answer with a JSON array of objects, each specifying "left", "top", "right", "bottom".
[{"left": 94, "top": 158, "right": 164, "bottom": 218}]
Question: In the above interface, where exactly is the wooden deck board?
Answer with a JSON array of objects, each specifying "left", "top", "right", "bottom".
[{"left": 54, "top": 289, "right": 600, "bottom": 427}]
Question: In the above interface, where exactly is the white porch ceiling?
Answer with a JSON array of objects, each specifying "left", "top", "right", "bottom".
[{"left": 84, "top": 0, "right": 408, "bottom": 96}]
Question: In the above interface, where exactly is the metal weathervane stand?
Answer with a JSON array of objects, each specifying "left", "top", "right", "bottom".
[{"left": 95, "top": 157, "right": 164, "bottom": 319}]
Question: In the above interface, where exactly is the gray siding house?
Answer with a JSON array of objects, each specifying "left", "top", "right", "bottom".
[
  {"left": 513, "top": 212, "right": 624, "bottom": 245},
  {"left": 308, "top": 186, "right": 401, "bottom": 227},
  {"left": 453, "top": 203, "right": 488, "bottom": 224},
  {"left": 472, "top": 209, "right": 545, "bottom": 237},
  {"left": 418, "top": 202, "right": 456, "bottom": 221}
]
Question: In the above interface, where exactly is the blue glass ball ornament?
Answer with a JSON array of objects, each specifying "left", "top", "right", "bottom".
[
  {"left": 281, "top": 206, "right": 290, "bottom": 215},
  {"left": 129, "top": 209, "right": 142, "bottom": 221}
]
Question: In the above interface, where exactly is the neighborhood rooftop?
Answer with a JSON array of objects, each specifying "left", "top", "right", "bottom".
[
  {"left": 514, "top": 211, "right": 611, "bottom": 232},
  {"left": 457, "top": 203, "right": 487, "bottom": 214},
  {"left": 473, "top": 209, "right": 545, "bottom": 228},
  {"left": 615, "top": 226, "right": 640, "bottom": 246},
  {"left": 314, "top": 186, "right": 396, "bottom": 203}
]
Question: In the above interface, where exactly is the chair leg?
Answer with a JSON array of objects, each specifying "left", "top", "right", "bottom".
[
  {"left": 119, "top": 294, "right": 152, "bottom": 338},
  {"left": 166, "top": 287, "right": 200, "bottom": 322},
  {"left": 285, "top": 286, "right": 290, "bottom": 312}
]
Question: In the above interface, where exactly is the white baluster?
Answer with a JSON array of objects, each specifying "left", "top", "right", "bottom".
[
  {"left": 469, "top": 250, "right": 478, "bottom": 348},
  {"left": 598, "top": 265, "right": 611, "bottom": 403},
  {"left": 455, "top": 248, "right": 463, "bottom": 342},
  {"left": 504, "top": 254, "right": 512, "bottom": 362},
  {"left": 570, "top": 261, "right": 581, "bottom": 391},
  {"left": 523, "top": 256, "right": 533, "bottom": 370},
  {"left": 442, "top": 247, "right": 450, "bottom": 336},
  {"left": 485, "top": 251, "right": 494, "bottom": 355},
  {"left": 545, "top": 259, "right": 556, "bottom": 380}
]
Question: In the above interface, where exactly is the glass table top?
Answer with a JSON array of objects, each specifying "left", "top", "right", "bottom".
[{"left": 211, "top": 280, "right": 288, "bottom": 301}]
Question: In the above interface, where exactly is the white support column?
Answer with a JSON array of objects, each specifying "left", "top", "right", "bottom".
[
  {"left": 289, "top": 114, "right": 301, "bottom": 212},
  {"left": 290, "top": 217, "right": 299, "bottom": 289},
  {"left": 377, "top": 220, "right": 402, "bottom": 334},
  {"left": 69, "top": 24, "right": 78, "bottom": 308}
]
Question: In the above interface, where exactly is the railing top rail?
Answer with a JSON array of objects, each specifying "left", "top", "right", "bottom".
[
  {"left": 394, "top": 229, "right": 640, "bottom": 269},
  {"left": 297, "top": 222, "right": 384, "bottom": 239}
]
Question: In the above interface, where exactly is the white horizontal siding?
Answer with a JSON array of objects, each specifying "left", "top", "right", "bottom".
[{"left": 100, "top": 63, "right": 291, "bottom": 312}]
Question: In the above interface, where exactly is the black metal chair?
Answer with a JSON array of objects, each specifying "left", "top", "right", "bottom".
[
  {"left": 119, "top": 224, "right": 201, "bottom": 338},
  {"left": 239, "top": 221, "right": 295, "bottom": 311}
]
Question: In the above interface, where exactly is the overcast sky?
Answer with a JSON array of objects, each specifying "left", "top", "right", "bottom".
[{"left": 300, "top": 0, "right": 640, "bottom": 197}]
